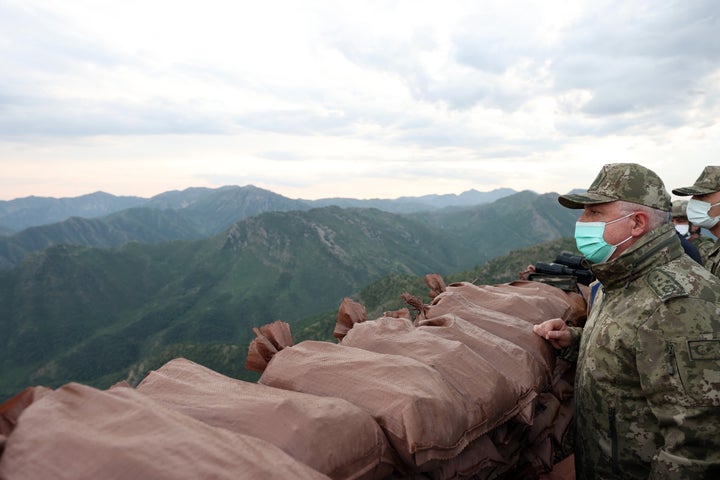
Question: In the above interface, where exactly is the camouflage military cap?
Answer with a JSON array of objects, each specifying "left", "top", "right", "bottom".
[
  {"left": 559, "top": 163, "right": 671, "bottom": 210},
  {"left": 671, "top": 166, "right": 720, "bottom": 196},
  {"left": 671, "top": 199, "right": 688, "bottom": 217}
]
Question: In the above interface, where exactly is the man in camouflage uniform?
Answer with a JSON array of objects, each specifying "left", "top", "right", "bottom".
[
  {"left": 671, "top": 199, "right": 690, "bottom": 234},
  {"left": 671, "top": 199, "right": 715, "bottom": 263},
  {"left": 533, "top": 163, "right": 720, "bottom": 479},
  {"left": 672, "top": 166, "right": 720, "bottom": 276},
  {"left": 670, "top": 199, "right": 703, "bottom": 264}
]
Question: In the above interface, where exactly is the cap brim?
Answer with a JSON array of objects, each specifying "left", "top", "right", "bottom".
[
  {"left": 671, "top": 186, "right": 716, "bottom": 196},
  {"left": 558, "top": 192, "right": 617, "bottom": 209}
]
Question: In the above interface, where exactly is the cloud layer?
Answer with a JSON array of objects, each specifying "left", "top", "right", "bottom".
[{"left": 1, "top": 0, "right": 718, "bottom": 199}]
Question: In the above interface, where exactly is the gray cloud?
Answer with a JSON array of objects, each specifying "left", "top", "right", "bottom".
[
  {"left": 551, "top": 1, "right": 720, "bottom": 124},
  {"left": 0, "top": 94, "right": 229, "bottom": 136},
  {"left": 1, "top": 0, "right": 718, "bottom": 169},
  {"left": 314, "top": 0, "right": 720, "bottom": 137}
]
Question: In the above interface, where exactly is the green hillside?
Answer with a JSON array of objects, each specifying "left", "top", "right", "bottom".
[
  {"left": 0, "top": 186, "right": 312, "bottom": 270},
  {"left": 0, "top": 208, "right": 203, "bottom": 270}
]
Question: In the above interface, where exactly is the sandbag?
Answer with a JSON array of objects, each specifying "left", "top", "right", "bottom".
[
  {"left": 246, "top": 320, "right": 295, "bottom": 373},
  {"left": 420, "top": 283, "right": 557, "bottom": 375},
  {"left": 137, "top": 358, "right": 395, "bottom": 480},
  {"left": 433, "top": 281, "right": 584, "bottom": 326},
  {"left": 414, "top": 313, "right": 551, "bottom": 395},
  {"left": 0, "top": 386, "right": 52, "bottom": 438},
  {"left": 420, "top": 433, "right": 509, "bottom": 480},
  {"left": 341, "top": 316, "right": 538, "bottom": 432},
  {"left": 539, "top": 454, "right": 576, "bottom": 480},
  {"left": 259, "top": 340, "right": 480, "bottom": 471},
  {"left": 0, "top": 383, "right": 329, "bottom": 480},
  {"left": 334, "top": 297, "right": 367, "bottom": 341}
]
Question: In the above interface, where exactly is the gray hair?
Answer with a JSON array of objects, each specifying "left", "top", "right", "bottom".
[{"left": 616, "top": 200, "right": 671, "bottom": 230}]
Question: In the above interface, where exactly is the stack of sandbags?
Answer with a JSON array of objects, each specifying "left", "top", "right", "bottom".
[
  {"left": 255, "top": 279, "right": 583, "bottom": 478},
  {"left": 0, "top": 278, "right": 582, "bottom": 480},
  {"left": 136, "top": 358, "right": 396, "bottom": 480},
  {"left": 0, "top": 382, "right": 330, "bottom": 480},
  {"left": 260, "top": 339, "right": 492, "bottom": 472}
]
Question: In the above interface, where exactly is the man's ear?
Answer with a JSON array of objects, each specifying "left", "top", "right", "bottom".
[{"left": 630, "top": 211, "right": 651, "bottom": 236}]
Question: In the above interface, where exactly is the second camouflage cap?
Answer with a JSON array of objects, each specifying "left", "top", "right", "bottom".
[
  {"left": 671, "top": 166, "right": 720, "bottom": 196},
  {"left": 558, "top": 163, "right": 671, "bottom": 211},
  {"left": 671, "top": 199, "right": 688, "bottom": 217}
]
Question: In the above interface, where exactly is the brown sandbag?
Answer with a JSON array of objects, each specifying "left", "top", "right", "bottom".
[
  {"left": 341, "top": 316, "right": 538, "bottom": 432},
  {"left": 433, "top": 281, "right": 583, "bottom": 326},
  {"left": 539, "top": 454, "right": 576, "bottom": 480},
  {"left": 0, "top": 383, "right": 329, "bottom": 480},
  {"left": 246, "top": 320, "right": 295, "bottom": 373},
  {"left": 421, "top": 433, "right": 509, "bottom": 480},
  {"left": 424, "top": 273, "right": 446, "bottom": 298},
  {"left": 137, "top": 358, "right": 395, "bottom": 480},
  {"left": 0, "top": 386, "right": 52, "bottom": 438},
  {"left": 334, "top": 297, "right": 367, "bottom": 342},
  {"left": 521, "top": 392, "right": 562, "bottom": 472},
  {"left": 414, "top": 313, "right": 551, "bottom": 395},
  {"left": 259, "top": 340, "right": 479, "bottom": 471},
  {"left": 420, "top": 283, "right": 558, "bottom": 375}
]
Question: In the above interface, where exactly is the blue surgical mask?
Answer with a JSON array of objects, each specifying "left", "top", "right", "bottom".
[
  {"left": 686, "top": 199, "right": 720, "bottom": 229},
  {"left": 575, "top": 213, "right": 634, "bottom": 264}
]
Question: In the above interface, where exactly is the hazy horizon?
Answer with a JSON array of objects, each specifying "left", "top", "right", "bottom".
[{"left": 1, "top": 183, "right": 527, "bottom": 202}]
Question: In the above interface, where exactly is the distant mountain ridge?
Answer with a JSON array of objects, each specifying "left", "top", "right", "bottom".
[
  {"left": 0, "top": 185, "right": 519, "bottom": 233},
  {"left": 0, "top": 185, "right": 519, "bottom": 270},
  {"left": 0, "top": 191, "right": 146, "bottom": 233},
  {"left": 310, "top": 187, "right": 517, "bottom": 212}
]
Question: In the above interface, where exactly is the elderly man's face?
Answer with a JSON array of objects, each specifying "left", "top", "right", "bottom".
[{"left": 578, "top": 201, "right": 637, "bottom": 261}]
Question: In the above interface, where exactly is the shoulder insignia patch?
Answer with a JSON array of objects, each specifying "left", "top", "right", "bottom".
[{"left": 646, "top": 268, "right": 688, "bottom": 302}]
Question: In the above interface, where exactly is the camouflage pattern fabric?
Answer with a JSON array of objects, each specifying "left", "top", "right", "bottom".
[
  {"left": 559, "top": 163, "right": 671, "bottom": 211},
  {"left": 567, "top": 223, "right": 720, "bottom": 479},
  {"left": 691, "top": 235, "right": 716, "bottom": 266},
  {"left": 672, "top": 166, "right": 720, "bottom": 196},
  {"left": 671, "top": 199, "right": 688, "bottom": 218},
  {"left": 704, "top": 238, "right": 720, "bottom": 277}
]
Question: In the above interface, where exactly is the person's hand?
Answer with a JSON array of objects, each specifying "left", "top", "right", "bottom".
[
  {"left": 518, "top": 264, "right": 536, "bottom": 280},
  {"left": 533, "top": 318, "right": 571, "bottom": 350}
]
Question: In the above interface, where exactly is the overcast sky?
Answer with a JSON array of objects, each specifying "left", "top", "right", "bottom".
[{"left": 1, "top": 0, "right": 718, "bottom": 201}]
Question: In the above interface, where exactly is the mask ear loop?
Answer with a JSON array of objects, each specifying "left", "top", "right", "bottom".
[
  {"left": 606, "top": 212, "right": 634, "bottom": 226},
  {"left": 606, "top": 212, "right": 637, "bottom": 264}
]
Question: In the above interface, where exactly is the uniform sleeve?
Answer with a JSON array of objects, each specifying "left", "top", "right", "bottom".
[
  {"left": 636, "top": 305, "right": 720, "bottom": 479},
  {"left": 558, "top": 326, "right": 583, "bottom": 363}
]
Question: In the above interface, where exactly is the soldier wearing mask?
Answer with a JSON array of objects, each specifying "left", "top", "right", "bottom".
[
  {"left": 533, "top": 163, "right": 720, "bottom": 479},
  {"left": 672, "top": 166, "right": 720, "bottom": 275},
  {"left": 670, "top": 199, "right": 704, "bottom": 264},
  {"left": 671, "top": 199, "right": 691, "bottom": 237}
]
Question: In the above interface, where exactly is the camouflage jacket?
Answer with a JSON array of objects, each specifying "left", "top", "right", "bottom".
[
  {"left": 703, "top": 237, "right": 720, "bottom": 277},
  {"left": 566, "top": 223, "right": 720, "bottom": 479},
  {"left": 690, "top": 235, "right": 717, "bottom": 264}
]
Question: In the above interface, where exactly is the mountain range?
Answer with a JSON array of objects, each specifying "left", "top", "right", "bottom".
[
  {"left": 0, "top": 186, "right": 516, "bottom": 270},
  {"left": 0, "top": 186, "right": 579, "bottom": 402},
  {"left": 0, "top": 185, "right": 517, "bottom": 233}
]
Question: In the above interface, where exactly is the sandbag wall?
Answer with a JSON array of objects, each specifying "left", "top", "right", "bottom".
[
  {"left": 0, "top": 279, "right": 584, "bottom": 480},
  {"left": 252, "top": 279, "right": 584, "bottom": 478}
]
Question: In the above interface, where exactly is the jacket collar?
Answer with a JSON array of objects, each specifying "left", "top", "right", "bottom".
[{"left": 590, "top": 223, "right": 682, "bottom": 289}]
